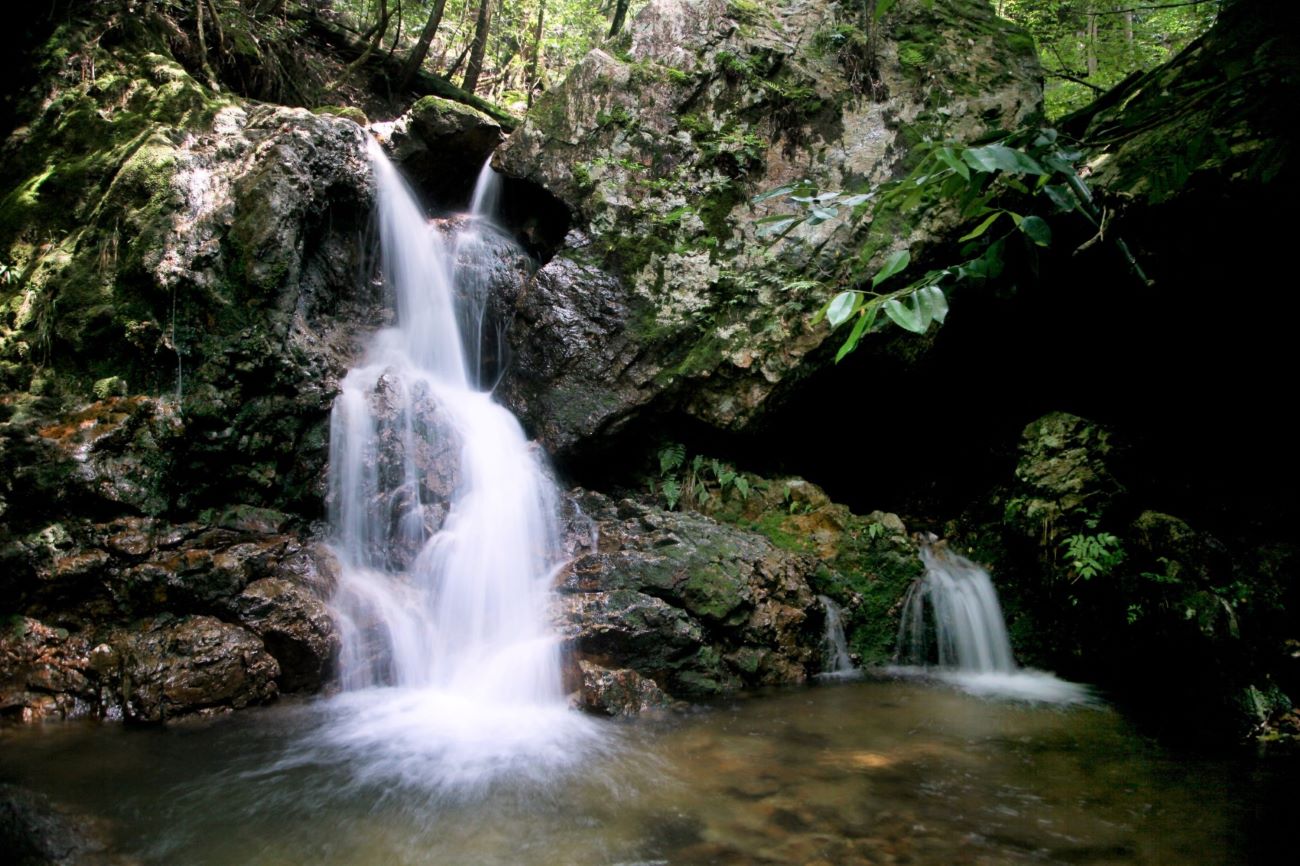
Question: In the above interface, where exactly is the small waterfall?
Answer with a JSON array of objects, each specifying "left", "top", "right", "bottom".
[
  {"left": 468, "top": 156, "right": 502, "bottom": 220},
  {"left": 320, "top": 140, "right": 600, "bottom": 790},
  {"left": 897, "top": 546, "right": 1015, "bottom": 673},
  {"left": 894, "top": 543, "right": 1092, "bottom": 704},
  {"left": 816, "top": 595, "right": 859, "bottom": 679}
]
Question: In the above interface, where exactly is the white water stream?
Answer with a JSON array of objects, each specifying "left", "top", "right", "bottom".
[
  {"left": 816, "top": 595, "right": 860, "bottom": 680},
  {"left": 321, "top": 145, "right": 600, "bottom": 791},
  {"left": 894, "top": 545, "right": 1091, "bottom": 704}
]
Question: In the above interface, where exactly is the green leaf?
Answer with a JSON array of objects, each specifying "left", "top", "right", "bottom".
[
  {"left": 958, "top": 211, "right": 1003, "bottom": 242},
  {"left": 734, "top": 476, "right": 750, "bottom": 500},
  {"left": 840, "top": 193, "right": 872, "bottom": 207},
  {"left": 751, "top": 184, "right": 797, "bottom": 203},
  {"left": 962, "top": 143, "right": 1047, "bottom": 175},
  {"left": 1019, "top": 215, "right": 1052, "bottom": 246},
  {"left": 826, "top": 291, "right": 858, "bottom": 327},
  {"left": 658, "top": 443, "right": 685, "bottom": 475},
  {"left": 755, "top": 215, "right": 800, "bottom": 238},
  {"left": 871, "top": 249, "right": 911, "bottom": 288},
  {"left": 1042, "top": 184, "right": 1076, "bottom": 212},
  {"left": 836, "top": 304, "right": 878, "bottom": 362},
  {"left": 661, "top": 477, "right": 681, "bottom": 510},
  {"left": 883, "top": 294, "right": 930, "bottom": 334},
  {"left": 935, "top": 146, "right": 971, "bottom": 180},
  {"left": 917, "top": 286, "right": 948, "bottom": 324},
  {"left": 811, "top": 205, "right": 839, "bottom": 221}
]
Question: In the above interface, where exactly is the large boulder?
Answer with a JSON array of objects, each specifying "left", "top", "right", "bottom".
[
  {"left": 497, "top": 0, "right": 1041, "bottom": 453},
  {"left": 382, "top": 95, "right": 506, "bottom": 205},
  {"left": 0, "top": 13, "right": 375, "bottom": 722},
  {"left": 554, "top": 490, "right": 825, "bottom": 702},
  {"left": 0, "top": 17, "right": 376, "bottom": 526}
]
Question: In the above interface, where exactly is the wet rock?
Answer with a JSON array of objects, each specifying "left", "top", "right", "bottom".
[
  {"left": 383, "top": 95, "right": 505, "bottom": 203},
  {"left": 574, "top": 660, "right": 671, "bottom": 717},
  {"left": 498, "top": 0, "right": 1041, "bottom": 455},
  {"left": 1004, "top": 411, "right": 1123, "bottom": 541},
  {"left": 330, "top": 371, "right": 463, "bottom": 571},
  {"left": 683, "top": 471, "right": 923, "bottom": 666},
  {"left": 502, "top": 236, "right": 652, "bottom": 450},
  {"left": 554, "top": 490, "right": 822, "bottom": 701},
  {"left": 231, "top": 574, "right": 338, "bottom": 693},
  {"left": 0, "top": 618, "right": 96, "bottom": 723},
  {"left": 0, "top": 783, "right": 127, "bottom": 866},
  {"left": 102, "top": 616, "right": 278, "bottom": 723}
]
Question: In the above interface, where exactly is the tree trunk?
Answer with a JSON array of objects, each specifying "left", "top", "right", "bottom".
[
  {"left": 1086, "top": 10, "right": 1098, "bottom": 78},
  {"left": 462, "top": 0, "right": 494, "bottom": 94},
  {"left": 385, "top": 0, "right": 404, "bottom": 62},
  {"left": 397, "top": 0, "right": 449, "bottom": 91},
  {"left": 345, "top": 0, "right": 391, "bottom": 78},
  {"left": 608, "top": 0, "right": 630, "bottom": 38},
  {"left": 526, "top": 0, "right": 545, "bottom": 105}
]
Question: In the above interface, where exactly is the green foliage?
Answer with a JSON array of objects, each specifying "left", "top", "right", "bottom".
[
  {"left": 759, "top": 126, "right": 1127, "bottom": 358},
  {"left": 1061, "top": 529, "right": 1125, "bottom": 580},
  {"left": 996, "top": 0, "right": 1220, "bottom": 117},
  {"left": 651, "top": 444, "right": 751, "bottom": 511},
  {"left": 330, "top": 0, "right": 650, "bottom": 108}
]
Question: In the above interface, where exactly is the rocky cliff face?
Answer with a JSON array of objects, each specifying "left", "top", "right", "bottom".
[
  {"left": 0, "top": 15, "right": 374, "bottom": 720},
  {"left": 495, "top": 0, "right": 1040, "bottom": 454}
]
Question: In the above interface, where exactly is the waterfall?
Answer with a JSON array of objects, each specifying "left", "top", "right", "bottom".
[
  {"left": 319, "top": 140, "right": 600, "bottom": 790},
  {"left": 897, "top": 546, "right": 1015, "bottom": 673},
  {"left": 893, "top": 544, "right": 1092, "bottom": 704},
  {"left": 816, "top": 595, "right": 859, "bottom": 679}
]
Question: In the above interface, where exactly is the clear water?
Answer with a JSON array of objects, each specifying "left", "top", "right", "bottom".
[{"left": 0, "top": 679, "right": 1286, "bottom": 865}]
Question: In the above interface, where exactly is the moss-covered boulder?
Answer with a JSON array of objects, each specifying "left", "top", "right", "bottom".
[
  {"left": 497, "top": 0, "right": 1041, "bottom": 453},
  {"left": 553, "top": 489, "right": 825, "bottom": 702},
  {"left": 1004, "top": 411, "right": 1124, "bottom": 544},
  {"left": 381, "top": 95, "right": 505, "bottom": 205},
  {"left": 1, "top": 15, "right": 376, "bottom": 526},
  {"left": 682, "top": 472, "right": 925, "bottom": 665}
]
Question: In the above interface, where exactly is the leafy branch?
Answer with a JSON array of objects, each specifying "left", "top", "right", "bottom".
[{"left": 753, "top": 127, "right": 1151, "bottom": 362}]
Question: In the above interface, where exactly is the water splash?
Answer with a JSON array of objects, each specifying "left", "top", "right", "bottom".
[
  {"left": 321, "top": 140, "right": 601, "bottom": 791},
  {"left": 893, "top": 544, "right": 1092, "bottom": 704},
  {"left": 816, "top": 595, "right": 859, "bottom": 680}
]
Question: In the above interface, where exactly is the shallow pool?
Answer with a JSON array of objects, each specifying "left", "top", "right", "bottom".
[{"left": 0, "top": 676, "right": 1288, "bottom": 865}]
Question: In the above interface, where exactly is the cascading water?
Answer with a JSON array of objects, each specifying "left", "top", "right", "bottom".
[
  {"left": 893, "top": 543, "right": 1092, "bottom": 704},
  {"left": 816, "top": 595, "right": 859, "bottom": 680},
  {"left": 319, "top": 142, "right": 600, "bottom": 791}
]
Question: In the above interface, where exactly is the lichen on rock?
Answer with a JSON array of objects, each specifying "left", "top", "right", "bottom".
[{"left": 497, "top": 0, "right": 1041, "bottom": 455}]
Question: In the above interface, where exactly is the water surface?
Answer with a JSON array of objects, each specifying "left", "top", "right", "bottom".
[{"left": 1, "top": 678, "right": 1286, "bottom": 865}]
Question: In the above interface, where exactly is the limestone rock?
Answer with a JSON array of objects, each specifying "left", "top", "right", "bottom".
[
  {"left": 553, "top": 490, "right": 824, "bottom": 702},
  {"left": 498, "top": 0, "right": 1041, "bottom": 454},
  {"left": 382, "top": 95, "right": 505, "bottom": 203},
  {"left": 102, "top": 615, "right": 279, "bottom": 722},
  {"left": 575, "top": 660, "right": 671, "bottom": 717}
]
